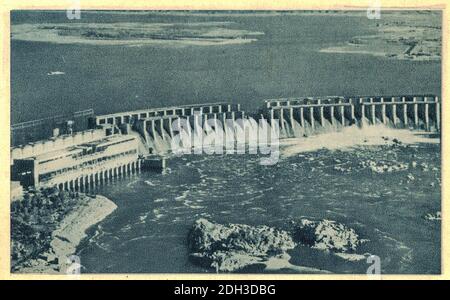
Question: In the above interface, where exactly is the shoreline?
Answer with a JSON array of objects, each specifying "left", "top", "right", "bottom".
[
  {"left": 319, "top": 12, "right": 441, "bottom": 61},
  {"left": 14, "top": 194, "right": 117, "bottom": 274}
]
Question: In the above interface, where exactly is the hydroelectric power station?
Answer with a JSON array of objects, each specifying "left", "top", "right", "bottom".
[{"left": 10, "top": 94, "right": 440, "bottom": 197}]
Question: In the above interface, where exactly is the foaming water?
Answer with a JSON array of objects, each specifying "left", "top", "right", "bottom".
[
  {"left": 143, "top": 116, "right": 276, "bottom": 155},
  {"left": 281, "top": 124, "right": 439, "bottom": 158}
]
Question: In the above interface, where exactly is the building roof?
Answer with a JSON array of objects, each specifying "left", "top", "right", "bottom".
[{"left": 16, "top": 134, "right": 136, "bottom": 163}]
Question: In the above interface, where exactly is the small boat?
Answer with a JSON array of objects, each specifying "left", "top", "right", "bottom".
[{"left": 47, "top": 71, "right": 65, "bottom": 76}]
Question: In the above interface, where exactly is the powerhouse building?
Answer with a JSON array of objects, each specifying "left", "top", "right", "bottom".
[{"left": 12, "top": 132, "right": 139, "bottom": 190}]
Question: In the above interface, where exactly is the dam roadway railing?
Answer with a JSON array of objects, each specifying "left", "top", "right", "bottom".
[
  {"left": 92, "top": 103, "right": 241, "bottom": 127},
  {"left": 262, "top": 95, "right": 440, "bottom": 132},
  {"left": 11, "top": 109, "right": 95, "bottom": 146}
]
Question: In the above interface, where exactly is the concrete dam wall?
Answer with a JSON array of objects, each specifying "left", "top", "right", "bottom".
[
  {"left": 93, "top": 95, "right": 440, "bottom": 154},
  {"left": 263, "top": 95, "right": 440, "bottom": 138},
  {"left": 133, "top": 107, "right": 250, "bottom": 154}
]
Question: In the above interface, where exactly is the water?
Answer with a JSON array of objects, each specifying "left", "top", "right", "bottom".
[
  {"left": 11, "top": 11, "right": 440, "bottom": 123},
  {"left": 79, "top": 137, "right": 440, "bottom": 274},
  {"left": 11, "top": 11, "right": 441, "bottom": 274}
]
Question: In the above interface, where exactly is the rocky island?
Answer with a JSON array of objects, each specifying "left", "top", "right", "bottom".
[
  {"left": 188, "top": 218, "right": 369, "bottom": 273},
  {"left": 188, "top": 218, "right": 296, "bottom": 272}
]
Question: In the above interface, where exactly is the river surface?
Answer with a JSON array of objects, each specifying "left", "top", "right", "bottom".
[
  {"left": 11, "top": 11, "right": 441, "bottom": 274},
  {"left": 11, "top": 11, "right": 440, "bottom": 122},
  {"left": 80, "top": 138, "right": 440, "bottom": 274}
]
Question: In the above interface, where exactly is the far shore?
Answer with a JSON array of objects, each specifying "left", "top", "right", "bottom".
[
  {"left": 319, "top": 11, "right": 441, "bottom": 61},
  {"left": 14, "top": 194, "right": 117, "bottom": 274}
]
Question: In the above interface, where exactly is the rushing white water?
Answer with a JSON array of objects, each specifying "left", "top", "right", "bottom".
[
  {"left": 281, "top": 124, "right": 439, "bottom": 158},
  {"left": 145, "top": 116, "right": 280, "bottom": 155},
  {"left": 143, "top": 114, "right": 439, "bottom": 159}
]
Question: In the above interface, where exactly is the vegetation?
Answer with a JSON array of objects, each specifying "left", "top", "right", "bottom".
[{"left": 11, "top": 187, "right": 87, "bottom": 270}]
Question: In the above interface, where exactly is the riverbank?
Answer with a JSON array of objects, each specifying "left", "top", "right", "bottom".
[
  {"left": 12, "top": 191, "right": 117, "bottom": 274},
  {"left": 320, "top": 11, "right": 441, "bottom": 61}
]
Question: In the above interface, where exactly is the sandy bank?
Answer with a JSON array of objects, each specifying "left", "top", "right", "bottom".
[
  {"left": 320, "top": 11, "right": 441, "bottom": 61},
  {"left": 11, "top": 23, "right": 263, "bottom": 47},
  {"left": 15, "top": 195, "right": 117, "bottom": 274}
]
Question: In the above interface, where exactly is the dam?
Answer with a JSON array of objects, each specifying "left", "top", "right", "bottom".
[
  {"left": 263, "top": 95, "right": 440, "bottom": 136},
  {"left": 91, "top": 94, "right": 440, "bottom": 154},
  {"left": 92, "top": 102, "right": 243, "bottom": 154},
  {"left": 11, "top": 109, "right": 94, "bottom": 147},
  {"left": 10, "top": 95, "right": 441, "bottom": 193}
]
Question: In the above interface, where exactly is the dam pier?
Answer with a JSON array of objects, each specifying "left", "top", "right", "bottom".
[
  {"left": 263, "top": 95, "right": 440, "bottom": 136},
  {"left": 10, "top": 94, "right": 441, "bottom": 195}
]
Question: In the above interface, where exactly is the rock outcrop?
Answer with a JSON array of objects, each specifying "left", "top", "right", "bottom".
[
  {"left": 359, "top": 160, "right": 408, "bottom": 174},
  {"left": 188, "top": 218, "right": 368, "bottom": 272},
  {"left": 289, "top": 218, "right": 365, "bottom": 253},
  {"left": 188, "top": 218, "right": 295, "bottom": 272}
]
